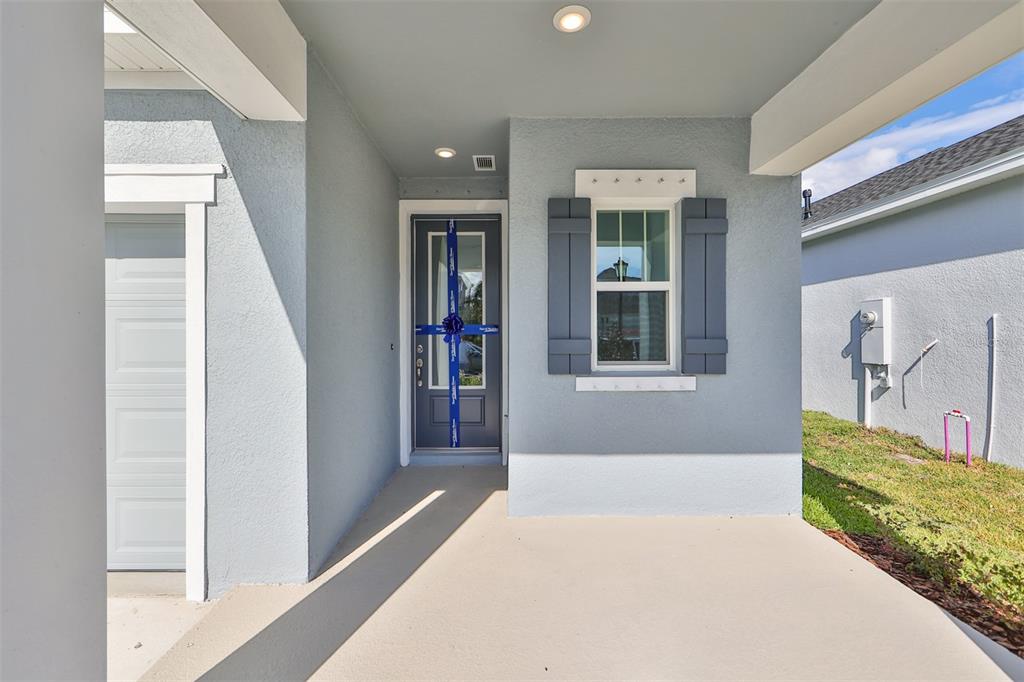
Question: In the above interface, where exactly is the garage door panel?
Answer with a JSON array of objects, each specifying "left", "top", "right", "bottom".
[
  {"left": 106, "top": 396, "right": 185, "bottom": 477},
  {"left": 106, "top": 216, "right": 187, "bottom": 571},
  {"left": 107, "top": 486, "right": 185, "bottom": 570},
  {"left": 106, "top": 306, "right": 186, "bottom": 386},
  {"left": 106, "top": 222, "right": 185, "bottom": 297}
]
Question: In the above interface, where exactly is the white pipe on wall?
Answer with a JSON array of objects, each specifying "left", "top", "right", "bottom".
[
  {"left": 984, "top": 314, "right": 998, "bottom": 461},
  {"left": 863, "top": 363, "right": 873, "bottom": 428}
]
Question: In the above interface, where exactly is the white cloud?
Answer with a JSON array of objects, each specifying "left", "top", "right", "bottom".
[
  {"left": 970, "top": 88, "right": 1024, "bottom": 110},
  {"left": 802, "top": 95, "right": 1024, "bottom": 200}
]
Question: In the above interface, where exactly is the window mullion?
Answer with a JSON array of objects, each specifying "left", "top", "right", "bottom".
[
  {"left": 617, "top": 210, "right": 623, "bottom": 282},
  {"left": 643, "top": 210, "right": 647, "bottom": 282}
]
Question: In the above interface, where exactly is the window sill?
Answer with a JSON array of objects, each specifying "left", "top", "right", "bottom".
[{"left": 575, "top": 374, "right": 696, "bottom": 392}]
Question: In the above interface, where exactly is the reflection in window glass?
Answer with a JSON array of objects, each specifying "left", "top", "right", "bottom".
[
  {"left": 620, "top": 211, "right": 644, "bottom": 281},
  {"left": 596, "top": 212, "right": 620, "bottom": 282},
  {"left": 645, "top": 211, "right": 668, "bottom": 282},
  {"left": 596, "top": 291, "right": 668, "bottom": 363},
  {"left": 594, "top": 210, "right": 670, "bottom": 282},
  {"left": 430, "top": 234, "right": 484, "bottom": 387}
]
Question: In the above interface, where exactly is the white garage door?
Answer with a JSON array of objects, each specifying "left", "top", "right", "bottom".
[{"left": 106, "top": 214, "right": 186, "bottom": 570}]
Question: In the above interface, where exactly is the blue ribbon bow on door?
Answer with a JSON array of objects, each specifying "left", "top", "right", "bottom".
[{"left": 415, "top": 218, "right": 499, "bottom": 447}]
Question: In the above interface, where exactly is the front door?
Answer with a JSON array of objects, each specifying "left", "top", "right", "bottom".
[{"left": 413, "top": 215, "right": 501, "bottom": 451}]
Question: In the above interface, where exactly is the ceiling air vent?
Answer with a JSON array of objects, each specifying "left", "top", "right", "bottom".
[{"left": 473, "top": 155, "right": 496, "bottom": 172}]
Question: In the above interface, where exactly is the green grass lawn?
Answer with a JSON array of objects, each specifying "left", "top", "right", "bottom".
[{"left": 802, "top": 410, "right": 1024, "bottom": 616}]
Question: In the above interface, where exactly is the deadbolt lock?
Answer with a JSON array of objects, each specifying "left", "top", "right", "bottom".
[{"left": 416, "top": 344, "right": 424, "bottom": 354}]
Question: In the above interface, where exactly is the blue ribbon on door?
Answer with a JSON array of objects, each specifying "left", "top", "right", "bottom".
[{"left": 415, "top": 218, "right": 499, "bottom": 447}]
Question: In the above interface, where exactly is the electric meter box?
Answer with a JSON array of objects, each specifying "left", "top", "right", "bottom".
[{"left": 860, "top": 297, "right": 892, "bottom": 365}]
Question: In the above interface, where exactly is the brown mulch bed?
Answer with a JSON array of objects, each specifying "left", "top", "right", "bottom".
[{"left": 824, "top": 530, "right": 1024, "bottom": 658}]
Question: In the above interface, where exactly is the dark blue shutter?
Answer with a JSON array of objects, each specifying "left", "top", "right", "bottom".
[
  {"left": 548, "top": 198, "right": 591, "bottom": 374},
  {"left": 682, "top": 198, "right": 728, "bottom": 374}
]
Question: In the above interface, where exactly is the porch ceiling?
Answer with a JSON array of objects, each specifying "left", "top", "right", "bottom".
[{"left": 281, "top": 0, "right": 879, "bottom": 178}]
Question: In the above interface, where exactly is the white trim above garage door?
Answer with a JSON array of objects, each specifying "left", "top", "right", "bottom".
[{"left": 105, "top": 164, "right": 222, "bottom": 602}]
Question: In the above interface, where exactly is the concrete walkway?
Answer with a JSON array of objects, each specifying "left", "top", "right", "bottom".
[
  {"left": 145, "top": 466, "right": 1016, "bottom": 680},
  {"left": 108, "top": 572, "right": 213, "bottom": 681}
]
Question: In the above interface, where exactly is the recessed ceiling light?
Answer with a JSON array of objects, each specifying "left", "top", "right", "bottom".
[
  {"left": 554, "top": 5, "right": 591, "bottom": 33},
  {"left": 434, "top": 147, "right": 456, "bottom": 159}
]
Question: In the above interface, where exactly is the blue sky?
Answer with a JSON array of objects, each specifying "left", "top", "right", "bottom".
[{"left": 803, "top": 51, "right": 1024, "bottom": 200}]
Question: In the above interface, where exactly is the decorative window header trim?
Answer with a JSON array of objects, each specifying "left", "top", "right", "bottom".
[
  {"left": 576, "top": 375, "right": 696, "bottom": 392},
  {"left": 575, "top": 169, "right": 697, "bottom": 200}
]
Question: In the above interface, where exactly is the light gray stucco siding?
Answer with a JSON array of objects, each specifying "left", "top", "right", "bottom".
[
  {"left": 1, "top": 2, "right": 106, "bottom": 677},
  {"left": 305, "top": 57, "right": 400, "bottom": 576},
  {"left": 399, "top": 176, "right": 508, "bottom": 199},
  {"left": 802, "top": 176, "right": 1024, "bottom": 467},
  {"left": 507, "top": 118, "right": 802, "bottom": 515},
  {"left": 106, "top": 91, "right": 309, "bottom": 596}
]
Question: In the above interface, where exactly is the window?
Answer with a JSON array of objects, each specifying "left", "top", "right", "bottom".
[
  {"left": 429, "top": 232, "right": 486, "bottom": 388},
  {"left": 592, "top": 204, "right": 675, "bottom": 370}
]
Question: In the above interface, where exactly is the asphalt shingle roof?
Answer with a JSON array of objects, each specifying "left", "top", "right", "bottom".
[{"left": 803, "top": 115, "right": 1024, "bottom": 227}]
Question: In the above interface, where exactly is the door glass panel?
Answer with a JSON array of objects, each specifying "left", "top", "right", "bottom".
[
  {"left": 430, "top": 233, "right": 485, "bottom": 388},
  {"left": 596, "top": 291, "right": 668, "bottom": 363}
]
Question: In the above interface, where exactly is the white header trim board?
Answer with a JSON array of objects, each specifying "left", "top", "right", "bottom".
[{"left": 575, "top": 170, "right": 696, "bottom": 200}]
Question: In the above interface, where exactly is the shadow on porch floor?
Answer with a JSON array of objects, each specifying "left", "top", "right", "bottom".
[{"left": 143, "top": 465, "right": 1011, "bottom": 680}]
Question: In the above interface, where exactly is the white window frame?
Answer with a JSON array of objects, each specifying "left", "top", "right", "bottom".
[
  {"left": 426, "top": 230, "right": 487, "bottom": 391},
  {"left": 590, "top": 197, "right": 678, "bottom": 373}
]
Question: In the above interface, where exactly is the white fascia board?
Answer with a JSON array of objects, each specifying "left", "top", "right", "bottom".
[
  {"left": 750, "top": 1, "right": 1023, "bottom": 176},
  {"left": 801, "top": 148, "right": 1024, "bottom": 243},
  {"left": 106, "top": 0, "right": 306, "bottom": 121}
]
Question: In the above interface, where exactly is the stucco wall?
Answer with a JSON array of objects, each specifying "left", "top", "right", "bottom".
[
  {"left": 507, "top": 118, "right": 802, "bottom": 515},
  {"left": 399, "top": 176, "right": 508, "bottom": 199},
  {"left": 105, "top": 91, "right": 310, "bottom": 596},
  {"left": 802, "top": 176, "right": 1024, "bottom": 467},
  {"left": 305, "top": 58, "right": 400, "bottom": 576},
  {"left": 1, "top": 2, "right": 106, "bottom": 677}
]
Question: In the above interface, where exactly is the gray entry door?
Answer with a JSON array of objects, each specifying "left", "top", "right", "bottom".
[{"left": 413, "top": 215, "right": 501, "bottom": 450}]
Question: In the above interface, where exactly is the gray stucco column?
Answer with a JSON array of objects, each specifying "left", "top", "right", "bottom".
[{"left": 1, "top": 1, "right": 107, "bottom": 678}]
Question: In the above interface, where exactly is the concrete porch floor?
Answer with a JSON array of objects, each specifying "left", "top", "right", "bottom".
[
  {"left": 108, "top": 572, "right": 213, "bottom": 681},
  {"left": 142, "top": 466, "right": 1016, "bottom": 680}
]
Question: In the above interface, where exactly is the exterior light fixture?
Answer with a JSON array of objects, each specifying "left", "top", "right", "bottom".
[
  {"left": 553, "top": 5, "right": 591, "bottom": 33},
  {"left": 434, "top": 147, "right": 456, "bottom": 159}
]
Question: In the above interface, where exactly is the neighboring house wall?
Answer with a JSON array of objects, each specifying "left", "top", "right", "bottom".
[
  {"left": 399, "top": 176, "right": 508, "bottom": 199},
  {"left": 507, "top": 117, "right": 803, "bottom": 515},
  {"left": 106, "top": 90, "right": 310, "bottom": 596},
  {"left": 1, "top": 1, "right": 106, "bottom": 677},
  {"left": 803, "top": 176, "right": 1024, "bottom": 467},
  {"left": 305, "top": 57, "right": 400, "bottom": 576}
]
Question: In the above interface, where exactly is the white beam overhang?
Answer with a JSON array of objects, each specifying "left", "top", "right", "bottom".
[
  {"left": 106, "top": 0, "right": 306, "bottom": 121},
  {"left": 801, "top": 147, "right": 1024, "bottom": 242},
  {"left": 750, "top": 1, "right": 1023, "bottom": 176}
]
